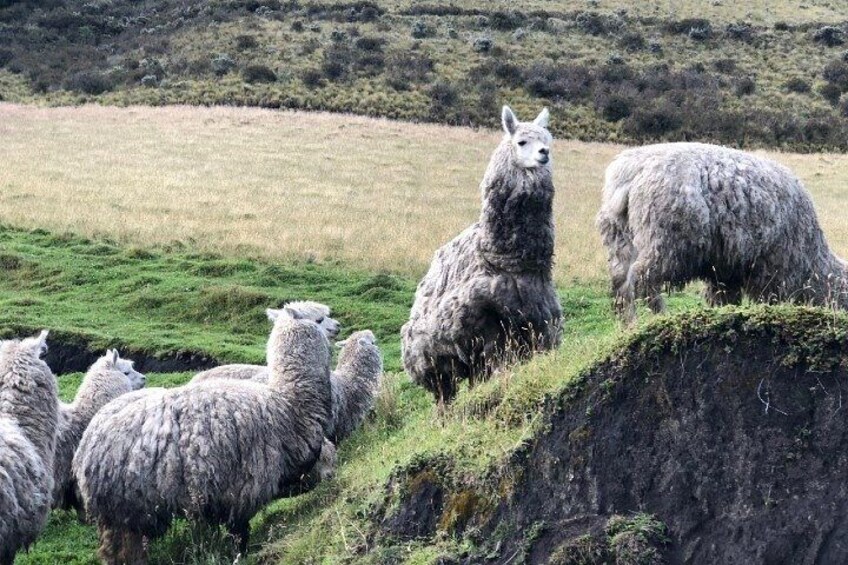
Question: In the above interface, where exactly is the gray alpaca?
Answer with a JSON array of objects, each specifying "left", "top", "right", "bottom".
[
  {"left": 72, "top": 308, "right": 331, "bottom": 564},
  {"left": 52, "top": 349, "right": 145, "bottom": 512},
  {"left": 401, "top": 106, "right": 563, "bottom": 403},
  {"left": 596, "top": 142, "right": 848, "bottom": 323},
  {"left": 0, "top": 331, "right": 58, "bottom": 565},
  {"left": 193, "top": 329, "right": 382, "bottom": 444}
]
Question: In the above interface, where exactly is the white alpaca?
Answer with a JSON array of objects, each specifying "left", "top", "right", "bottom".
[{"left": 596, "top": 142, "right": 848, "bottom": 322}]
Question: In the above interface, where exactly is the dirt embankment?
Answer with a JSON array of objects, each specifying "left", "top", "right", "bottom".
[
  {"left": 0, "top": 326, "right": 218, "bottom": 374},
  {"left": 376, "top": 307, "right": 848, "bottom": 564}
]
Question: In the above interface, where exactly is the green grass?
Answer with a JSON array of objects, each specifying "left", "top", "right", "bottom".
[
  {"left": 0, "top": 225, "right": 414, "bottom": 371},
  {"left": 2, "top": 224, "right": 709, "bottom": 563}
]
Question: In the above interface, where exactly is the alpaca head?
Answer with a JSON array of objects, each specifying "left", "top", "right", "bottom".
[
  {"left": 267, "top": 300, "right": 341, "bottom": 340},
  {"left": 0, "top": 329, "right": 50, "bottom": 373},
  {"left": 265, "top": 306, "right": 331, "bottom": 371},
  {"left": 101, "top": 349, "right": 146, "bottom": 391},
  {"left": 501, "top": 106, "right": 552, "bottom": 169}
]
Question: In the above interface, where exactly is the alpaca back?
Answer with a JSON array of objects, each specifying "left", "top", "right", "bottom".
[{"left": 330, "top": 330, "right": 382, "bottom": 442}]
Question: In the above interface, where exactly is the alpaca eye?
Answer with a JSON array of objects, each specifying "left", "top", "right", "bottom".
[
  {"left": 517, "top": 141, "right": 527, "bottom": 146},
  {"left": 316, "top": 317, "right": 325, "bottom": 323}
]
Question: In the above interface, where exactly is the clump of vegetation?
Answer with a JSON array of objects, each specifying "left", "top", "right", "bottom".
[{"left": 242, "top": 64, "right": 277, "bottom": 83}]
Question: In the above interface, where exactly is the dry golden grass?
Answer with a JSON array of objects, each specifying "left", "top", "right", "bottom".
[{"left": 1, "top": 103, "right": 847, "bottom": 284}]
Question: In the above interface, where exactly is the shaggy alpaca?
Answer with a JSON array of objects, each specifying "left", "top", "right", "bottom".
[
  {"left": 596, "top": 142, "right": 848, "bottom": 323},
  {"left": 0, "top": 331, "right": 59, "bottom": 565},
  {"left": 401, "top": 106, "right": 563, "bottom": 403},
  {"left": 73, "top": 308, "right": 331, "bottom": 563},
  {"left": 52, "top": 350, "right": 145, "bottom": 512},
  {"left": 190, "top": 300, "right": 340, "bottom": 384},
  {"left": 193, "top": 330, "right": 382, "bottom": 444}
]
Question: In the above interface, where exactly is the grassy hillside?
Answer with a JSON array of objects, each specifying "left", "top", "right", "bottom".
[
  {"left": 2, "top": 0, "right": 848, "bottom": 149},
  {"left": 2, "top": 105, "right": 848, "bottom": 286},
  {"left": 1, "top": 222, "right": 703, "bottom": 564},
  {"left": 1, "top": 105, "right": 846, "bottom": 561}
]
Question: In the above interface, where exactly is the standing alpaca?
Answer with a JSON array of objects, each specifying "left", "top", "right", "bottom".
[
  {"left": 190, "top": 300, "right": 340, "bottom": 384},
  {"left": 0, "top": 331, "right": 58, "bottom": 565},
  {"left": 402, "top": 106, "right": 563, "bottom": 403},
  {"left": 52, "top": 349, "right": 146, "bottom": 511},
  {"left": 596, "top": 142, "right": 848, "bottom": 323},
  {"left": 73, "top": 308, "right": 331, "bottom": 563}
]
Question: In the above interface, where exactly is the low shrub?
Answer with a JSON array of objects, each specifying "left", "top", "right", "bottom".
[{"left": 242, "top": 64, "right": 277, "bottom": 83}]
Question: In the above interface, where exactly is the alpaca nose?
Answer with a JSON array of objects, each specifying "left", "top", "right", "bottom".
[{"left": 539, "top": 147, "right": 549, "bottom": 155}]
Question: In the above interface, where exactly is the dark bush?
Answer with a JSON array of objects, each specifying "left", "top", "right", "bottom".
[
  {"left": 818, "top": 82, "right": 842, "bottom": 106},
  {"left": 472, "top": 35, "right": 493, "bottom": 53},
  {"left": 784, "top": 77, "right": 810, "bottom": 93},
  {"left": 301, "top": 68, "right": 324, "bottom": 88},
  {"left": 321, "top": 43, "right": 353, "bottom": 80},
  {"left": 242, "top": 64, "right": 276, "bottom": 83},
  {"left": 235, "top": 34, "right": 258, "bottom": 49},
  {"left": 665, "top": 18, "right": 712, "bottom": 36},
  {"left": 823, "top": 59, "right": 848, "bottom": 91},
  {"left": 624, "top": 102, "right": 682, "bottom": 137},
  {"left": 355, "top": 36, "right": 385, "bottom": 51},
  {"left": 725, "top": 22, "right": 754, "bottom": 43},
  {"left": 385, "top": 50, "right": 433, "bottom": 89},
  {"left": 734, "top": 76, "right": 756, "bottom": 96},
  {"left": 618, "top": 31, "right": 645, "bottom": 51},
  {"left": 597, "top": 91, "right": 633, "bottom": 121},
  {"left": 330, "top": 29, "right": 347, "bottom": 42},
  {"left": 0, "top": 48, "right": 13, "bottom": 67},
  {"left": 712, "top": 58, "right": 736, "bottom": 73},
  {"left": 64, "top": 70, "right": 115, "bottom": 94},
  {"left": 212, "top": 53, "right": 236, "bottom": 75},
  {"left": 839, "top": 95, "right": 848, "bottom": 117},
  {"left": 813, "top": 26, "right": 845, "bottom": 47},
  {"left": 410, "top": 19, "right": 433, "bottom": 39},
  {"left": 575, "top": 11, "right": 621, "bottom": 36},
  {"left": 597, "top": 60, "right": 633, "bottom": 84},
  {"left": 490, "top": 10, "right": 525, "bottom": 31},
  {"left": 524, "top": 63, "right": 594, "bottom": 100},
  {"left": 291, "top": 20, "right": 304, "bottom": 32},
  {"left": 430, "top": 81, "right": 458, "bottom": 112},
  {"left": 774, "top": 22, "right": 790, "bottom": 31},
  {"left": 688, "top": 26, "right": 711, "bottom": 41}
]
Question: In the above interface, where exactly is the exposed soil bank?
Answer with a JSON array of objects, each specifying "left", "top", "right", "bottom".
[
  {"left": 0, "top": 326, "right": 218, "bottom": 374},
  {"left": 378, "top": 307, "right": 848, "bottom": 564}
]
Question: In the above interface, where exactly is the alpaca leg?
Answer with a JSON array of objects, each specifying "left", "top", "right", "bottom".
[
  {"left": 624, "top": 256, "right": 665, "bottom": 323},
  {"left": 704, "top": 281, "right": 742, "bottom": 307},
  {"left": 229, "top": 522, "right": 250, "bottom": 555},
  {"left": 98, "top": 526, "right": 146, "bottom": 565}
]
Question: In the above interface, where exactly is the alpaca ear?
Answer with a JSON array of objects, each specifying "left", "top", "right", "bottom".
[
  {"left": 334, "top": 339, "right": 347, "bottom": 349},
  {"left": 266, "top": 308, "right": 281, "bottom": 322},
  {"left": 36, "top": 330, "right": 49, "bottom": 357},
  {"left": 533, "top": 107, "right": 550, "bottom": 128},
  {"left": 107, "top": 349, "right": 119, "bottom": 365},
  {"left": 283, "top": 306, "right": 302, "bottom": 320},
  {"left": 501, "top": 105, "right": 518, "bottom": 136}
]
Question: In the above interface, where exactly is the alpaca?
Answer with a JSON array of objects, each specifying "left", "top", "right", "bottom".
[
  {"left": 0, "top": 331, "right": 59, "bottom": 565},
  {"left": 401, "top": 106, "right": 563, "bottom": 403},
  {"left": 190, "top": 300, "right": 340, "bottom": 384},
  {"left": 73, "top": 308, "right": 331, "bottom": 563},
  {"left": 596, "top": 142, "right": 848, "bottom": 323},
  {"left": 193, "top": 330, "right": 382, "bottom": 444},
  {"left": 52, "top": 350, "right": 146, "bottom": 512}
]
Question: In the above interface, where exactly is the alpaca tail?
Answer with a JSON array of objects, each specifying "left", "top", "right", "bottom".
[{"left": 596, "top": 159, "right": 637, "bottom": 301}]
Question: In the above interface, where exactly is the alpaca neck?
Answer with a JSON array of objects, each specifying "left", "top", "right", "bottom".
[{"left": 477, "top": 147, "right": 555, "bottom": 274}]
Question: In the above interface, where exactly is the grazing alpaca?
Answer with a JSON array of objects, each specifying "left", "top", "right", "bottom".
[
  {"left": 73, "top": 308, "right": 331, "bottom": 563},
  {"left": 52, "top": 349, "right": 145, "bottom": 512},
  {"left": 596, "top": 142, "right": 848, "bottom": 323},
  {"left": 402, "top": 106, "right": 563, "bottom": 403}
]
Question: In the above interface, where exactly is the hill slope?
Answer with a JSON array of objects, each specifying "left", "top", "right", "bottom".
[
  {"left": 2, "top": 0, "right": 848, "bottom": 149},
  {"left": 377, "top": 308, "right": 848, "bottom": 563}
]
